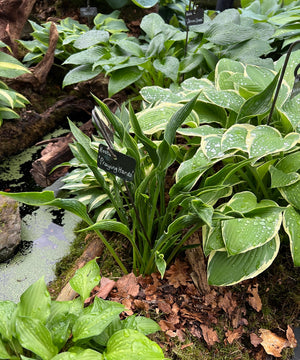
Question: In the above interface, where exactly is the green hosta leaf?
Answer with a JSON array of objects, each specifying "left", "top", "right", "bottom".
[
  {"left": 201, "top": 88, "right": 244, "bottom": 113},
  {"left": 203, "top": 221, "right": 226, "bottom": 256},
  {"left": 279, "top": 180, "right": 300, "bottom": 210},
  {"left": 153, "top": 56, "right": 179, "bottom": 82},
  {"left": 117, "top": 39, "right": 144, "bottom": 57},
  {"left": 237, "top": 72, "right": 279, "bottom": 121},
  {"left": 102, "top": 18, "right": 128, "bottom": 33},
  {"left": 221, "top": 124, "right": 254, "bottom": 152},
  {"left": 136, "top": 103, "right": 199, "bottom": 135},
  {"left": 179, "top": 53, "right": 204, "bottom": 74},
  {"left": 201, "top": 135, "right": 224, "bottom": 160},
  {"left": 73, "top": 30, "right": 109, "bottom": 49},
  {"left": 146, "top": 33, "right": 165, "bottom": 58},
  {"left": 123, "top": 316, "right": 161, "bottom": 335},
  {"left": 269, "top": 165, "right": 300, "bottom": 188},
  {"left": 204, "top": 23, "right": 254, "bottom": 45},
  {"left": 247, "top": 126, "right": 300, "bottom": 159},
  {"left": 140, "top": 86, "right": 182, "bottom": 103},
  {"left": 225, "top": 39, "right": 272, "bottom": 64},
  {"left": 63, "top": 65, "right": 102, "bottom": 87},
  {"left": 63, "top": 47, "right": 107, "bottom": 65},
  {"left": 283, "top": 205, "right": 300, "bottom": 266},
  {"left": 215, "top": 58, "right": 244, "bottom": 78},
  {"left": 226, "top": 191, "right": 258, "bottom": 214},
  {"left": 275, "top": 49, "right": 300, "bottom": 91},
  {"left": 52, "top": 349, "right": 103, "bottom": 360},
  {"left": 177, "top": 125, "right": 224, "bottom": 137},
  {"left": 155, "top": 252, "right": 167, "bottom": 278},
  {"left": 207, "top": 235, "right": 280, "bottom": 286},
  {"left": 69, "top": 259, "right": 100, "bottom": 302},
  {"left": 194, "top": 101, "right": 227, "bottom": 126},
  {"left": 276, "top": 151, "right": 300, "bottom": 173},
  {"left": 0, "top": 52, "right": 30, "bottom": 78},
  {"left": 0, "top": 337, "right": 12, "bottom": 359},
  {"left": 140, "top": 13, "right": 165, "bottom": 39},
  {"left": 104, "top": 329, "right": 165, "bottom": 360},
  {"left": 131, "top": 0, "right": 158, "bottom": 8},
  {"left": 278, "top": 94, "right": 300, "bottom": 130},
  {"left": 0, "top": 107, "right": 20, "bottom": 119},
  {"left": 16, "top": 316, "right": 58, "bottom": 360},
  {"left": 222, "top": 207, "right": 282, "bottom": 255},
  {"left": 72, "top": 304, "right": 124, "bottom": 342},
  {"left": 181, "top": 77, "right": 214, "bottom": 91},
  {"left": 108, "top": 66, "right": 142, "bottom": 97},
  {"left": 0, "top": 301, "right": 16, "bottom": 341},
  {"left": 17, "top": 277, "right": 51, "bottom": 324}
]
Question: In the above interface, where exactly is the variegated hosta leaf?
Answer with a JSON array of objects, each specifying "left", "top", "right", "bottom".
[
  {"left": 201, "top": 134, "right": 224, "bottom": 160},
  {"left": 247, "top": 125, "right": 300, "bottom": 159},
  {"left": 278, "top": 181, "right": 300, "bottom": 210},
  {"left": 207, "top": 235, "right": 280, "bottom": 286},
  {"left": 221, "top": 124, "right": 254, "bottom": 153},
  {"left": 177, "top": 125, "right": 224, "bottom": 137},
  {"left": 136, "top": 103, "right": 199, "bottom": 134},
  {"left": 180, "top": 77, "right": 214, "bottom": 91},
  {"left": 200, "top": 88, "right": 244, "bottom": 113},
  {"left": 269, "top": 166, "right": 300, "bottom": 188},
  {"left": 283, "top": 205, "right": 300, "bottom": 266},
  {"left": 203, "top": 222, "right": 225, "bottom": 256},
  {"left": 140, "top": 86, "right": 182, "bottom": 103},
  {"left": 215, "top": 59, "right": 245, "bottom": 87},
  {"left": 225, "top": 191, "right": 258, "bottom": 214},
  {"left": 278, "top": 93, "right": 300, "bottom": 131}
]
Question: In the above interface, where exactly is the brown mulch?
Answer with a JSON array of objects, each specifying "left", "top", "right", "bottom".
[{"left": 84, "top": 258, "right": 297, "bottom": 359}]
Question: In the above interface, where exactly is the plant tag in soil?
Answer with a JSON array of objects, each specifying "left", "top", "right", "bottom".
[
  {"left": 185, "top": 8, "right": 204, "bottom": 27},
  {"left": 97, "top": 144, "right": 136, "bottom": 181},
  {"left": 80, "top": 6, "right": 97, "bottom": 17}
]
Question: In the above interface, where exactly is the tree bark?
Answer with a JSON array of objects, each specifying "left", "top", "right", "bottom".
[{"left": 0, "top": 0, "right": 37, "bottom": 56}]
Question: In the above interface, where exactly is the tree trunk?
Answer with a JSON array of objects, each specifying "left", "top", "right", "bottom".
[{"left": 0, "top": 0, "right": 37, "bottom": 56}]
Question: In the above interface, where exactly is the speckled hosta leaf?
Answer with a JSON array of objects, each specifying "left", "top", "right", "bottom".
[
  {"left": 221, "top": 124, "right": 254, "bottom": 153},
  {"left": 207, "top": 235, "right": 280, "bottom": 286},
  {"left": 279, "top": 181, "right": 300, "bottom": 210},
  {"left": 140, "top": 86, "right": 182, "bottom": 103},
  {"left": 275, "top": 49, "right": 300, "bottom": 91},
  {"left": 201, "top": 135, "right": 224, "bottom": 160},
  {"left": 140, "top": 13, "right": 165, "bottom": 39},
  {"left": 136, "top": 103, "right": 199, "bottom": 135},
  {"left": 269, "top": 165, "right": 300, "bottom": 188},
  {"left": 201, "top": 88, "right": 244, "bottom": 113},
  {"left": 278, "top": 94, "right": 300, "bottom": 130},
  {"left": 153, "top": 56, "right": 179, "bottom": 82},
  {"left": 215, "top": 58, "right": 244, "bottom": 79},
  {"left": 226, "top": 191, "right": 258, "bottom": 214},
  {"left": 237, "top": 72, "right": 279, "bottom": 121},
  {"left": 177, "top": 125, "right": 224, "bottom": 137},
  {"left": 181, "top": 77, "right": 214, "bottom": 91},
  {"left": 104, "top": 329, "right": 165, "bottom": 360},
  {"left": 283, "top": 205, "right": 300, "bottom": 266},
  {"left": 222, "top": 207, "right": 282, "bottom": 255},
  {"left": 73, "top": 30, "right": 109, "bottom": 49},
  {"left": 204, "top": 23, "right": 254, "bottom": 45},
  {"left": 51, "top": 349, "right": 103, "bottom": 360},
  {"left": 17, "top": 277, "right": 51, "bottom": 324},
  {"left": 247, "top": 125, "right": 300, "bottom": 159},
  {"left": 72, "top": 303, "right": 124, "bottom": 341},
  {"left": 69, "top": 259, "right": 100, "bottom": 302},
  {"left": 16, "top": 316, "right": 58, "bottom": 360}
]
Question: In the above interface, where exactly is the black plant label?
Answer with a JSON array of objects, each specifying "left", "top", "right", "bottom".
[
  {"left": 97, "top": 144, "right": 136, "bottom": 181},
  {"left": 80, "top": 6, "right": 97, "bottom": 17},
  {"left": 185, "top": 8, "right": 204, "bottom": 27}
]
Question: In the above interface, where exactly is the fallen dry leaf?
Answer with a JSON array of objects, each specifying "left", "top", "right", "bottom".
[
  {"left": 286, "top": 325, "right": 297, "bottom": 348},
  {"left": 95, "top": 277, "right": 115, "bottom": 299},
  {"left": 116, "top": 272, "right": 139, "bottom": 297},
  {"left": 225, "top": 326, "right": 243, "bottom": 344},
  {"left": 259, "top": 328, "right": 289, "bottom": 357},
  {"left": 247, "top": 283, "right": 262, "bottom": 312},
  {"left": 218, "top": 291, "right": 238, "bottom": 317},
  {"left": 165, "top": 258, "right": 190, "bottom": 288},
  {"left": 200, "top": 324, "right": 219, "bottom": 346},
  {"left": 250, "top": 333, "right": 263, "bottom": 347},
  {"left": 159, "top": 319, "right": 176, "bottom": 331}
]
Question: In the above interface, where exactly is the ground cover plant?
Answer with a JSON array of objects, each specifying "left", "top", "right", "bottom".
[{"left": 0, "top": 259, "right": 165, "bottom": 360}]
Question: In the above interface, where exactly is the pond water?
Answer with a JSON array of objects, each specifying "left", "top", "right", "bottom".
[{"left": 0, "top": 129, "right": 80, "bottom": 302}]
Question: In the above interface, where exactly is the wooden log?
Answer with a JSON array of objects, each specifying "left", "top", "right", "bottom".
[
  {"left": 30, "top": 119, "right": 95, "bottom": 187},
  {"left": 185, "top": 230, "right": 211, "bottom": 296},
  {"left": 56, "top": 236, "right": 104, "bottom": 302}
]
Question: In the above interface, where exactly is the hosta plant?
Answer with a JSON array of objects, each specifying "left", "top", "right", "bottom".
[
  {"left": 0, "top": 259, "right": 165, "bottom": 360},
  {"left": 0, "top": 49, "right": 30, "bottom": 126}
]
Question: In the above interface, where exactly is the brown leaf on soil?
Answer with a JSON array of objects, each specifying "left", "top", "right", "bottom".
[
  {"left": 176, "top": 329, "right": 186, "bottom": 342},
  {"left": 286, "top": 325, "right": 297, "bottom": 348},
  {"left": 165, "top": 258, "right": 190, "bottom": 288},
  {"left": 250, "top": 333, "right": 263, "bottom": 347},
  {"left": 95, "top": 277, "right": 116, "bottom": 299},
  {"left": 259, "top": 328, "right": 289, "bottom": 357},
  {"left": 247, "top": 283, "right": 262, "bottom": 312},
  {"left": 159, "top": 319, "right": 176, "bottom": 331},
  {"left": 190, "top": 325, "right": 202, "bottom": 339},
  {"left": 225, "top": 326, "right": 244, "bottom": 344},
  {"left": 158, "top": 300, "right": 172, "bottom": 314},
  {"left": 200, "top": 324, "right": 220, "bottom": 346},
  {"left": 133, "top": 299, "right": 150, "bottom": 312},
  {"left": 204, "top": 290, "right": 218, "bottom": 308},
  {"left": 218, "top": 291, "right": 238, "bottom": 317},
  {"left": 116, "top": 273, "right": 139, "bottom": 297},
  {"left": 121, "top": 298, "right": 134, "bottom": 315}
]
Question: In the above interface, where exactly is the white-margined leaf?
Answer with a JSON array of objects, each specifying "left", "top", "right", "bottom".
[{"left": 283, "top": 205, "right": 300, "bottom": 266}]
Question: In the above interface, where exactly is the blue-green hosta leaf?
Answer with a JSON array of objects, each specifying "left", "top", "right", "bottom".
[
  {"left": 283, "top": 205, "right": 300, "bottom": 266},
  {"left": 101, "top": 18, "right": 128, "bottom": 34},
  {"left": 63, "top": 47, "right": 108, "bottom": 65},
  {"left": 140, "top": 86, "right": 182, "bottom": 103},
  {"left": 0, "top": 301, "right": 16, "bottom": 341},
  {"left": 268, "top": 8, "right": 300, "bottom": 25},
  {"left": 215, "top": 58, "right": 245, "bottom": 79},
  {"left": 140, "top": 13, "right": 165, "bottom": 39},
  {"left": 201, "top": 135, "right": 225, "bottom": 160},
  {"left": 63, "top": 65, "right": 102, "bottom": 87},
  {"left": 178, "top": 53, "right": 204, "bottom": 74},
  {"left": 201, "top": 89, "right": 244, "bottom": 113},
  {"left": 16, "top": 316, "right": 58, "bottom": 360},
  {"left": 73, "top": 30, "right": 109, "bottom": 49},
  {"left": 203, "top": 222, "right": 225, "bottom": 256},
  {"left": 108, "top": 66, "right": 142, "bottom": 97},
  {"left": 0, "top": 52, "right": 30, "bottom": 78},
  {"left": 221, "top": 124, "right": 254, "bottom": 152},
  {"left": 104, "top": 329, "right": 165, "bottom": 360},
  {"left": 204, "top": 23, "right": 255, "bottom": 45},
  {"left": 146, "top": 33, "right": 165, "bottom": 58},
  {"left": 136, "top": 103, "right": 199, "bottom": 135},
  {"left": 117, "top": 39, "right": 144, "bottom": 57},
  {"left": 72, "top": 305, "right": 124, "bottom": 341},
  {"left": 269, "top": 165, "right": 300, "bottom": 188},
  {"left": 153, "top": 56, "right": 179, "bottom": 82},
  {"left": 237, "top": 72, "right": 279, "bottom": 121},
  {"left": 69, "top": 259, "right": 100, "bottom": 302},
  {"left": 17, "top": 277, "right": 51, "bottom": 324},
  {"left": 222, "top": 208, "right": 282, "bottom": 255},
  {"left": 275, "top": 49, "right": 300, "bottom": 91},
  {"left": 207, "top": 236, "right": 280, "bottom": 286},
  {"left": 247, "top": 125, "right": 300, "bottom": 159}
]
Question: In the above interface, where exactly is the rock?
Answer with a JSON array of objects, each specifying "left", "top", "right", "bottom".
[{"left": 0, "top": 195, "right": 21, "bottom": 262}]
